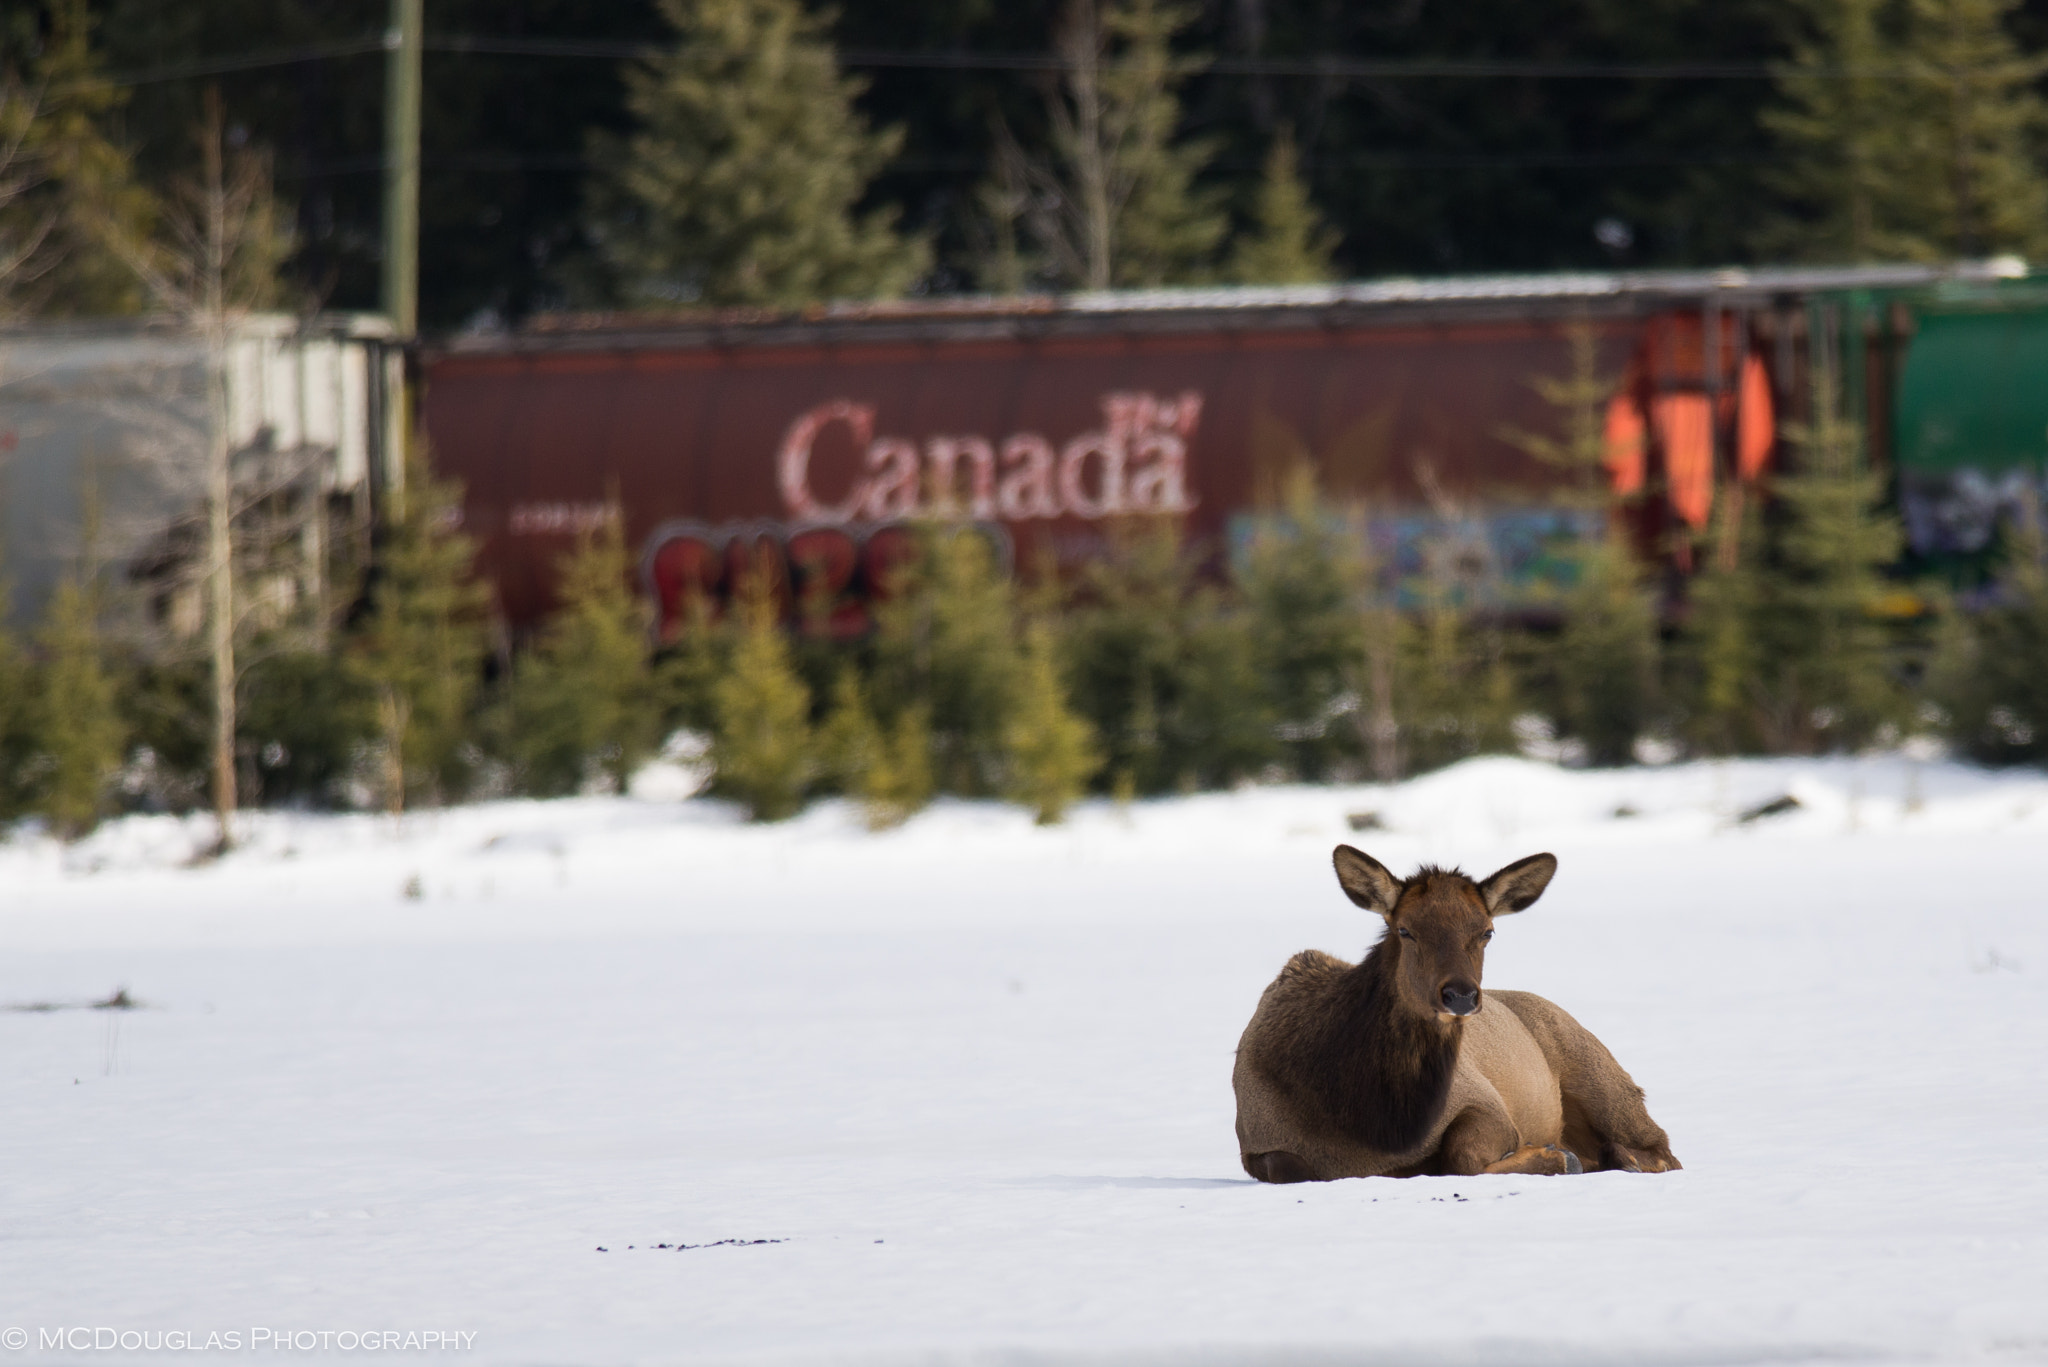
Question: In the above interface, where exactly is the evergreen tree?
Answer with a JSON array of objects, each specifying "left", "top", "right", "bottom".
[
  {"left": 1004, "top": 623, "right": 1100, "bottom": 824},
  {"left": 871, "top": 525, "right": 1022, "bottom": 794},
  {"left": 500, "top": 518, "right": 660, "bottom": 797},
  {"left": 816, "top": 664, "right": 932, "bottom": 828},
  {"left": 0, "top": 0, "right": 157, "bottom": 317},
  {"left": 1679, "top": 500, "right": 1768, "bottom": 755},
  {"left": 1101, "top": 0, "right": 1227, "bottom": 286},
  {"left": 1763, "top": 0, "right": 2048, "bottom": 260},
  {"left": 816, "top": 665, "right": 880, "bottom": 795},
  {"left": 114, "top": 659, "right": 209, "bottom": 813},
  {"left": 237, "top": 649, "right": 374, "bottom": 808},
  {"left": 1900, "top": 0, "right": 2048, "bottom": 259},
  {"left": 1226, "top": 128, "right": 1339, "bottom": 285},
  {"left": 587, "top": 0, "right": 928, "bottom": 306},
  {"left": 349, "top": 456, "right": 489, "bottom": 811},
  {"left": 1394, "top": 591, "right": 1519, "bottom": 774},
  {"left": 1060, "top": 518, "right": 1275, "bottom": 791},
  {"left": 30, "top": 578, "right": 124, "bottom": 838},
  {"left": 1240, "top": 468, "right": 1365, "bottom": 779},
  {"left": 1062, "top": 518, "right": 1186, "bottom": 793},
  {"left": 654, "top": 594, "right": 731, "bottom": 739},
  {"left": 710, "top": 574, "right": 813, "bottom": 821},
  {"left": 1553, "top": 538, "right": 1659, "bottom": 766},
  {"left": 1005, "top": 0, "right": 1226, "bottom": 288},
  {"left": 1506, "top": 322, "right": 1662, "bottom": 765},
  {"left": 0, "top": 612, "right": 38, "bottom": 818},
  {"left": 1928, "top": 503, "right": 2048, "bottom": 764},
  {"left": 1762, "top": 0, "right": 1910, "bottom": 260},
  {"left": 1175, "top": 590, "right": 1279, "bottom": 787},
  {"left": 1761, "top": 369, "right": 1906, "bottom": 750},
  {"left": 91, "top": 90, "right": 294, "bottom": 849},
  {"left": 865, "top": 703, "right": 935, "bottom": 829}
]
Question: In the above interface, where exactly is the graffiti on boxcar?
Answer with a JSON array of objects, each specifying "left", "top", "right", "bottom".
[
  {"left": 777, "top": 391, "right": 1202, "bottom": 525},
  {"left": 641, "top": 518, "right": 1014, "bottom": 641}
]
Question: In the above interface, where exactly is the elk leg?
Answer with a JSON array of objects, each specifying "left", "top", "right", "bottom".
[
  {"left": 1484, "top": 1144, "right": 1583, "bottom": 1176},
  {"left": 1242, "top": 1150, "right": 1315, "bottom": 1184},
  {"left": 1492, "top": 990, "right": 1682, "bottom": 1174},
  {"left": 1437, "top": 1106, "right": 1583, "bottom": 1177}
]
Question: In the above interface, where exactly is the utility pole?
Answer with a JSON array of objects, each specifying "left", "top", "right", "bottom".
[{"left": 382, "top": 0, "right": 422, "bottom": 338}]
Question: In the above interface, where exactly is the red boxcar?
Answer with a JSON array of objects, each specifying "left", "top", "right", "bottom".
[{"left": 420, "top": 265, "right": 2001, "bottom": 634}]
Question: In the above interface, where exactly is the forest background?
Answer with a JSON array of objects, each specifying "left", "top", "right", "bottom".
[{"left": 4, "top": 0, "right": 2048, "bottom": 841}]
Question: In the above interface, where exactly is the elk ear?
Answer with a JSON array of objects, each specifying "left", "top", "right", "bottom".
[
  {"left": 1478, "top": 853, "right": 1557, "bottom": 915},
  {"left": 1332, "top": 845, "right": 1403, "bottom": 916}
]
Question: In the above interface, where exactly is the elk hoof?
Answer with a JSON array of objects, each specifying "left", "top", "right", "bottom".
[
  {"left": 1558, "top": 1147, "right": 1584, "bottom": 1175},
  {"left": 1605, "top": 1143, "right": 1679, "bottom": 1173}
]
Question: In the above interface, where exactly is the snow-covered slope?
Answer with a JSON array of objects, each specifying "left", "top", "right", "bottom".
[{"left": 2, "top": 758, "right": 2044, "bottom": 1365}]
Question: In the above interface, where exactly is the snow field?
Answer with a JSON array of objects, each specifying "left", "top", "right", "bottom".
[{"left": 1, "top": 756, "right": 2045, "bottom": 1365}]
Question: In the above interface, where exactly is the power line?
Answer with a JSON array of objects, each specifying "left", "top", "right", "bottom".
[
  {"left": 268, "top": 147, "right": 1783, "bottom": 183},
  {"left": 428, "top": 37, "right": 1806, "bottom": 80},
  {"left": 79, "top": 34, "right": 1914, "bottom": 90},
  {"left": 66, "top": 38, "right": 385, "bottom": 94}
]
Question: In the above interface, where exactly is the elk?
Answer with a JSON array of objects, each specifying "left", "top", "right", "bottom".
[{"left": 1233, "top": 847, "right": 1680, "bottom": 1181}]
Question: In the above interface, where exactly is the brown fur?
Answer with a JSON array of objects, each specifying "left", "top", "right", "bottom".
[{"left": 1233, "top": 847, "right": 1681, "bottom": 1182}]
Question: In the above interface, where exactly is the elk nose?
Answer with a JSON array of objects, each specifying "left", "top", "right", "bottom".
[{"left": 1440, "top": 983, "right": 1480, "bottom": 1016}]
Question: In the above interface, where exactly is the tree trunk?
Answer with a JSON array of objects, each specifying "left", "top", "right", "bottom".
[
  {"left": 379, "top": 686, "right": 410, "bottom": 815},
  {"left": 202, "top": 90, "right": 236, "bottom": 852},
  {"left": 205, "top": 336, "right": 236, "bottom": 847},
  {"left": 1364, "top": 610, "right": 1400, "bottom": 783},
  {"left": 1059, "top": 0, "right": 1114, "bottom": 289}
]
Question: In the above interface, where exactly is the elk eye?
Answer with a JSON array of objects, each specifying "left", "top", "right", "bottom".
[
  {"left": 1481, "top": 930, "right": 1494, "bottom": 943},
  {"left": 1396, "top": 927, "right": 1414, "bottom": 940}
]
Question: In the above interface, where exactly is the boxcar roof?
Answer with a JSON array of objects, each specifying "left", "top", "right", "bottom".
[{"left": 436, "top": 260, "right": 2027, "bottom": 358}]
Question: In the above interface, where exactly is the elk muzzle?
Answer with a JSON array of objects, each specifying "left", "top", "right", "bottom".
[{"left": 1439, "top": 982, "right": 1480, "bottom": 1016}]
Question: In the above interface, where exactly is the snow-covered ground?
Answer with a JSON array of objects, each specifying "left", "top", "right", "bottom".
[{"left": 2, "top": 756, "right": 2045, "bottom": 1366}]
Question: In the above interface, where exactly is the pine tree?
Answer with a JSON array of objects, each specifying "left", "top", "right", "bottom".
[
  {"left": 1553, "top": 537, "right": 1659, "bottom": 766},
  {"left": 1227, "top": 128, "right": 1339, "bottom": 285},
  {"left": 1175, "top": 587, "right": 1277, "bottom": 788},
  {"left": 1763, "top": 0, "right": 2048, "bottom": 260},
  {"left": 1762, "top": 0, "right": 1910, "bottom": 260},
  {"left": 1928, "top": 500, "right": 2048, "bottom": 763},
  {"left": 1764, "top": 368, "right": 1906, "bottom": 750},
  {"left": 1100, "top": 0, "right": 1227, "bottom": 285},
  {"left": 710, "top": 574, "right": 812, "bottom": 821},
  {"left": 1063, "top": 518, "right": 1184, "bottom": 792},
  {"left": 817, "top": 665, "right": 881, "bottom": 795},
  {"left": 587, "top": 0, "right": 928, "bottom": 307},
  {"left": 1901, "top": 0, "right": 2048, "bottom": 258},
  {"left": 94, "top": 89, "right": 294, "bottom": 849},
  {"left": 645, "top": 567, "right": 734, "bottom": 739},
  {"left": 1241, "top": 467, "right": 1365, "bottom": 779},
  {"left": 871, "top": 525, "right": 1022, "bottom": 795},
  {"left": 865, "top": 704, "right": 934, "bottom": 829},
  {"left": 1680, "top": 500, "right": 1767, "bottom": 755},
  {"left": 1060, "top": 516, "right": 1282, "bottom": 792},
  {"left": 0, "top": 0, "right": 158, "bottom": 317},
  {"left": 1005, "top": 0, "right": 1226, "bottom": 288},
  {"left": 1505, "top": 322, "right": 1662, "bottom": 765},
  {"left": 236, "top": 648, "right": 374, "bottom": 808},
  {"left": 500, "top": 518, "right": 660, "bottom": 797},
  {"left": 816, "top": 665, "right": 932, "bottom": 828},
  {"left": 30, "top": 578, "right": 124, "bottom": 838},
  {"left": 1394, "top": 593, "right": 1508, "bottom": 774},
  {"left": 349, "top": 455, "right": 488, "bottom": 811},
  {"left": 0, "top": 615, "right": 34, "bottom": 818},
  {"left": 1004, "top": 623, "right": 1100, "bottom": 824}
]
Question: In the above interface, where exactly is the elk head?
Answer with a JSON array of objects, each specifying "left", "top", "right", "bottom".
[{"left": 1331, "top": 846, "right": 1558, "bottom": 1021}]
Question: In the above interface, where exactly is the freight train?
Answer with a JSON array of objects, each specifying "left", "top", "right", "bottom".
[{"left": 420, "top": 261, "right": 2046, "bottom": 635}]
